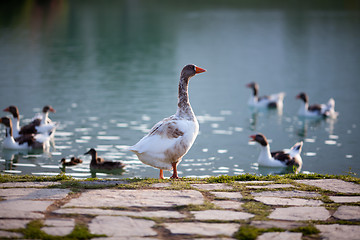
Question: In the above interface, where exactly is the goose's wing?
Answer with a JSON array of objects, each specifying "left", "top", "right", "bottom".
[
  {"left": 130, "top": 116, "right": 185, "bottom": 154},
  {"left": 271, "top": 151, "right": 292, "bottom": 164}
]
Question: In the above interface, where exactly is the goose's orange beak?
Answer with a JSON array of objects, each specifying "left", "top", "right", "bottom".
[
  {"left": 249, "top": 135, "right": 256, "bottom": 141},
  {"left": 3, "top": 107, "right": 9, "bottom": 112},
  {"left": 195, "top": 66, "right": 206, "bottom": 74}
]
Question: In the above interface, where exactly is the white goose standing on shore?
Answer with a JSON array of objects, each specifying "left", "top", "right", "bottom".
[{"left": 130, "top": 64, "right": 206, "bottom": 179}]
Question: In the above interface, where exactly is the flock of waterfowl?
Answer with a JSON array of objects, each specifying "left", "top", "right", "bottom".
[{"left": 1, "top": 64, "right": 338, "bottom": 178}]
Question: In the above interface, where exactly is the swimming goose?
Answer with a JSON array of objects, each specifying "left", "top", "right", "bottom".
[
  {"left": 60, "top": 157, "right": 83, "bottom": 166},
  {"left": 0, "top": 117, "right": 50, "bottom": 150},
  {"left": 20, "top": 105, "right": 57, "bottom": 136},
  {"left": 296, "top": 92, "right": 338, "bottom": 119},
  {"left": 130, "top": 64, "right": 206, "bottom": 179},
  {"left": 85, "top": 148, "right": 125, "bottom": 170},
  {"left": 3, "top": 106, "right": 21, "bottom": 138},
  {"left": 246, "top": 82, "right": 285, "bottom": 108},
  {"left": 249, "top": 133, "right": 303, "bottom": 170}
]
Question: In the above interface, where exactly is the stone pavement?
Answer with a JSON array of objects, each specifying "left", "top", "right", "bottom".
[{"left": 0, "top": 179, "right": 359, "bottom": 239}]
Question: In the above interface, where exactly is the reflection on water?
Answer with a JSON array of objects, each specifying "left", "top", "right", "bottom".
[{"left": 0, "top": 0, "right": 359, "bottom": 178}]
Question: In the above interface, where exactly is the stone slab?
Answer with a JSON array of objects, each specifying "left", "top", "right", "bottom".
[
  {"left": 295, "top": 179, "right": 360, "bottom": 194},
  {"left": 0, "top": 219, "right": 30, "bottom": 229},
  {"left": 55, "top": 208, "right": 186, "bottom": 218},
  {"left": 191, "top": 183, "right": 233, "bottom": 191},
  {"left": 329, "top": 196, "right": 360, "bottom": 203},
  {"left": 64, "top": 189, "right": 204, "bottom": 208},
  {"left": 89, "top": 216, "right": 157, "bottom": 237},
  {"left": 254, "top": 197, "right": 323, "bottom": 206},
  {"left": 0, "top": 230, "right": 23, "bottom": 238},
  {"left": 212, "top": 200, "right": 243, "bottom": 210},
  {"left": 0, "top": 210, "right": 43, "bottom": 219},
  {"left": 0, "top": 200, "right": 53, "bottom": 219},
  {"left": 257, "top": 232, "right": 302, "bottom": 240},
  {"left": 246, "top": 184, "right": 294, "bottom": 189},
  {"left": 164, "top": 222, "right": 240, "bottom": 236},
  {"left": 0, "top": 182, "right": 61, "bottom": 188},
  {"left": 210, "top": 191, "right": 242, "bottom": 200},
  {"left": 237, "top": 181, "right": 274, "bottom": 185},
  {"left": 191, "top": 210, "right": 254, "bottom": 221},
  {"left": 95, "top": 238, "right": 158, "bottom": 240},
  {"left": 333, "top": 206, "right": 360, "bottom": 221},
  {"left": 151, "top": 183, "right": 172, "bottom": 188},
  {"left": 0, "top": 200, "right": 53, "bottom": 212},
  {"left": 42, "top": 226, "right": 74, "bottom": 236},
  {"left": 0, "top": 188, "right": 70, "bottom": 200},
  {"left": 269, "top": 207, "right": 330, "bottom": 221},
  {"left": 44, "top": 218, "right": 75, "bottom": 227},
  {"left": 251, "top": 190, "right": 320, "bottom": 198},
  {"left": 316, "top": 224, "right": 360, "bottom": 240},
  {"left": 251, "top": 221, "right": 306, "bottom": 230}
]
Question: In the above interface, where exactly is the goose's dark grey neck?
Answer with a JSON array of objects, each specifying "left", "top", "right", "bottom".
[
  {"left": 90, "top": 152, "right": 98, "bottom": 165},
  {"left": 252, "top": 86, "right": 258, "bottom": 97},
  {"left": 176, "top": 76, "right": 195, "bottom": 120}
]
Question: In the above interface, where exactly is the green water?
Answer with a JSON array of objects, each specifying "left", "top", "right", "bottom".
[{"left": 0, "top": 0, "right": 359, "bottom": 178}]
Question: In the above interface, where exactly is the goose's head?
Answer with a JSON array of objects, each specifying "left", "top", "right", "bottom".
[
  {"left": 181, "top": 64, "right": 206, "bottom": 79},
  {"left": 249, "top": 133, "right": 268, "bottom": 147},
  {"left": 3, "top": 106, "right": 19, "bottom": 118},
  {"left": 0, "top": 117, "right": 12, "bottom": 128},
  {"left": 84, "top": 148, "right": 97, "bottom": 155},
  {"left": 246, "top": 82, "right": 259, "bottom": 96},
  {"left": 296, "top": 92, "right": 308, "bottom": 103},
  {"left": 42, "top": 105, "right": 56, "bottom": 113}
]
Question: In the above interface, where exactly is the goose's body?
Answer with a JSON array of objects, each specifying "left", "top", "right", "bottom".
[
  {"left": 0, "top": 117, "right": 50, "bottom": 150},
  {"left": 130, "top": 64, "right": 206, "bottom": 179},
  {"left": 296, "top": 92, "right": 338, "bottom": 119},
  {"left": 250, "top": 134, "right": 303, "bottom": 170},
  {"left": 85, "top": 148, "right": 125, "bottom": 170},
  {"left": 247, "top": 82, "right": 285, "bottom": 109}
]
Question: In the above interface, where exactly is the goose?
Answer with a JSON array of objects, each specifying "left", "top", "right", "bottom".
[
  {"left": 85, "top": 148, "right": 125, "bottom": 170},
  {"left": 3, "top": 106, "right": 21, "bottom": 138},
  {"left": 130, "top": 64, "right": 206, "bottom": 179},
  {"left": 29, "top": 105, "right": 58, "bottom": 136},
  {"left": 249, "top": 133, "right": 303, "bottom": 170},
  {"left": 0, "top": 117, "right": 50, "bottom": 150},
  {"left": 296, "top": 92, "right": 338, "bottom": 119},
  {"left": 60, "top": 157, "right": 83, "bottom": 166},
  {"left": 246, "top": 82, "right": 285, "bottom": 109}
]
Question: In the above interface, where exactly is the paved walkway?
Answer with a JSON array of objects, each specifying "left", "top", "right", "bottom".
[{"left": 0, "top": 178, "right": 359, "bottom": 239}]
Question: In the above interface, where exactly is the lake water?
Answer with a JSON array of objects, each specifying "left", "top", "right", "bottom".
[{"left": 0, "top": 0, "right": 359, "bottom": 179}]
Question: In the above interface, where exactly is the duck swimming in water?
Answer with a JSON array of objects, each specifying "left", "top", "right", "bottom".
[{"left": 85, "top": 148, "right": 125, "bottom": 170}]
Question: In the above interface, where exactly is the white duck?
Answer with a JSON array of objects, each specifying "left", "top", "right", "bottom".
[
  {"left": 0, "top": 117, "right": 50, "bottom": 150},
  {"left": 249, "top": 133, "right": 303, "bottom": 170},
  {"left": 130, "top": 64, "right": 206, "bottom": 179},
  {"left": 296, "top": 92, "right": 338, "bottom": 119},
  {"left": 246, "top": 82, "right": 285, "bottom": 109}
]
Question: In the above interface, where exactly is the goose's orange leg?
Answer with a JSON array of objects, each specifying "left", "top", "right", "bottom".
[
  {"left": 170, "top": 162, "right": 179, "bottom": 179},
  {"left": 159, "top": 169, "right": 164, "bottom": 179}
]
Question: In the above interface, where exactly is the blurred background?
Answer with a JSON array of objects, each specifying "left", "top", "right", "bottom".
[{"left": 0, "top": 0, "right": 359, "bottom": 179}]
